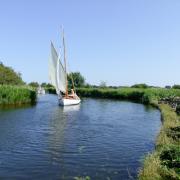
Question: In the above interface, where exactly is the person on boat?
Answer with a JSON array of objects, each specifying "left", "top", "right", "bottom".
[
  {"left": 68, "top": 89, "right": 80, "bottom": 100},
  {"left": 71, "top": 89, "right": 75, "bottom": 96},
  {"left": 68, "top": 89, "right": 76, "bottom": 99}
]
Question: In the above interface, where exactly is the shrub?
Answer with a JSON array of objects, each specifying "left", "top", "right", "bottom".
[
  {"left": 172, "top": 85, "right": 180, "bottom": 89},
  {"left": 176, "top": 105, "right": 180, "bottom": 115}
]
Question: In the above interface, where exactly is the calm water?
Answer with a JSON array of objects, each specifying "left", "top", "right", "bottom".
[{"left": 0, "top": 95, "right": 161, "bottom": 180}]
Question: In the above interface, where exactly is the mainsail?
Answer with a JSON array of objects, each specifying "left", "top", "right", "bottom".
[
  {"left": 56, "top": 50, "right": 66, "bottom": 93},
  {"left": 49, "top": 42, "right": 66, "bottom": 94}
]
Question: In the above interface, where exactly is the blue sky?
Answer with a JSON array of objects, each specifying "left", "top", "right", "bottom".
[{"left": 0, "top": 0, "right": 180, "bottom": 86}]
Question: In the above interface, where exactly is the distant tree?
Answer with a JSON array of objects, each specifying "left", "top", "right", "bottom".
[
  {"left": 131, "top": 83, "right": 149, "bottom": 88},
  {"left": 165, "top": 85, "right": 171, "bottom": 89},
  {"left": 99, "top": 81, "right": 107, "bottom": 88},
  {"left": 84, "top": 83, "right": 91, "bottom": 88},
  {"left": 68, "top": 72, "right": 85, "bottom": 88},
  {"left": 41, "top": 82, "right": 54, "bottom": 88},
  {"left": 28, "top": 82, "right": 39, "bottom": 88},
  {"left": 0, "top": 62, "right": 24, "bottom": 85},
  {"left": 172, "top": 85, "right": 180, "bottom": 89},
  {"left": 41, "top": 82, "right": 47, "bottom": 87},
  {"left": 41, "top": 82, "right": 55, "bottom": 89},
  {"left": 46, "top": 83, "right": 54, "bottom": 88}
]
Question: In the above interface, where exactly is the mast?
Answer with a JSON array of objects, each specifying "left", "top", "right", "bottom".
[
  {"left": 62, "top": 29, "right": 68, "bottom": 97},
  {"left": 70, "top": 73, "right": 76, "bottom": 93}
]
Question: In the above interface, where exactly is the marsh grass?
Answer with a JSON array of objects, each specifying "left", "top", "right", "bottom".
[
  {"left": 139, "top": 104, "right": 180, "bottom": 179},
  {"left": 77, "top": 87, "right": 144, "bottom": 101},
  {"left": 139, "top": 153, "right": 162, "bottom": 180},
  {"left": 77, "top": 87, "right": 180, "bottom": 105},
  {"left": 0, "top": 85, "right": 36, "bottom": 105}
]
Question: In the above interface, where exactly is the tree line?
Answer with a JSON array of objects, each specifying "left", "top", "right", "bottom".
[{"left": 0, "top": 61, "right": 180, "bottom": 89}]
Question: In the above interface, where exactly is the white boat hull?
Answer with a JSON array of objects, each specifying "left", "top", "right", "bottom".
[{"left": 59, "top": 98, "right": 81, "bottom": 106}]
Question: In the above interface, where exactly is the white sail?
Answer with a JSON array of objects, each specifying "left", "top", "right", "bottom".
[
  {"left": 56, "top": 52, "right": 66, "bottom": 93},
  {"left": 49, "top": 30, "right": 81, "bottom": 106},
  {"left": 49, "top": 42, "right": 66, "bottom": 94}
]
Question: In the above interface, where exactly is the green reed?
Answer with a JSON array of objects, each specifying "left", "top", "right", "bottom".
[{"left": 0, "top": 85, "right": 36, "bottom": 105}]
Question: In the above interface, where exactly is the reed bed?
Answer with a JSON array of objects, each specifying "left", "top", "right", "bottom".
[
  {"left": 76, "top": 87, "right": 180, "bottom": 105},
  {"left": 0, "top": 85, "right": 36, "bottom": 105},
  {"left": 47, "top": 86, "right": 180, "bottom": 104}
]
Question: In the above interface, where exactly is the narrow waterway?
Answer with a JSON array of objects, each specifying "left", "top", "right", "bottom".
[{"left": 0, "top": 95, "right": 161, "bottom": 179}]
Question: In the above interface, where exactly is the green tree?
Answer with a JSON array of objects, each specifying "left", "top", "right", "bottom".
[
  {"left": 41, "top": 82, "right": 47, "bottom": 87},
  {"left": 0, "top": 62, "right": 24, "bottom": 85},
  {"left": 172, "top": 85, "right": 180, "bottom": 89},
  {"left": 28, "top": 82, "right": 39, "bottom": 88},
  {"left": 68, "top": 72, "right": 85, "bottom": 88},
  {"left": 131, "top": 83, "right": 149, "bottom": 88},
  {"left": 41, "top": 82, "right": 54, "bottom": 88}
]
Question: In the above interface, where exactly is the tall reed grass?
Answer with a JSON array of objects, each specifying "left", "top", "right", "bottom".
[
  {"left": 77, "top": 87, "right": 180, "bottom": 105},
  {"left": 0, "top": 85, "right": 36, "bottom": 105}
]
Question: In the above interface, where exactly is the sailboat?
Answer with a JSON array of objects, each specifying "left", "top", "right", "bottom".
[{"left": 49, "top": 32, "right": 81, "bottom": 106}]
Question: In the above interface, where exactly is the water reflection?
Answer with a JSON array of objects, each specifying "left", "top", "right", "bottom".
[{"left": 62, "top": 104, "right": 80, "bottom": 112}]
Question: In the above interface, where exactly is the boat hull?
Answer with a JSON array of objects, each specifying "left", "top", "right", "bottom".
[{"left": 59, "top": 98, "right": 81, "bottom": 106}]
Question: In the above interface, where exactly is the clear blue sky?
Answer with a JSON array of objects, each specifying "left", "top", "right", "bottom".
[{"left": 0, "top": 0, "right": 180, "bottom": 87}]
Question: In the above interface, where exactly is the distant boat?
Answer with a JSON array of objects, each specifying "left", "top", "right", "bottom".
[
  {"left": 37, "top": 86, "right": 45, "bottom": 95},
  {"left": 49, "top": 30, "right": 81, "bottom": 106}
]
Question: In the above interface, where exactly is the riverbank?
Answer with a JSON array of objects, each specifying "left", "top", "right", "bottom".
[
  {"left": 76, "top": 87, "right": 180, "bottom": 179},
  {"left": 48, "top": 87, "right": 180, "bottom": 103},
  {"left": 0, "top": 85, "right": 36, "bottom": 105},
  {"left": 77, "top": 87, "right": 180, "bottom": 105},
  {"left": 139, "top": 104, "right": 180, "bottom": 179}
]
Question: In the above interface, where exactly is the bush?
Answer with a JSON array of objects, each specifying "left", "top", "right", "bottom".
[
  {"left": 160, "top": 145, "right": 180, "bottom": 176},
  {"left": 172, "top": 85, "right": 180, "bottom": 89},
  {"left": 176, "top": 105, "right": 180, "bottom": 115}
]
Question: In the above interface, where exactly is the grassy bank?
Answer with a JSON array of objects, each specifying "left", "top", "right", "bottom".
[
  {"left": 47, "top": 86, "right": 180, "bottom": 104},
  {"left": 139, "top": 104, "right": 180, "bottom": 179},
  {"left": 76, "top": 87, "right": 180, "bottom": 105},
  {"left": 0, "top": 85, "right": 36, "bottom": 105}
]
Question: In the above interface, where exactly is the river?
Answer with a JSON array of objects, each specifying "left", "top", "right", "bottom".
[{"left": 0, "top": 94, "right": 161, "bottom": 180}]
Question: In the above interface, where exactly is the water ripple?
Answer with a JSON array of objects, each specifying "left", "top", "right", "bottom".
[{"left": 0, "top": 95, "right": 161, "bottom": 180}]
